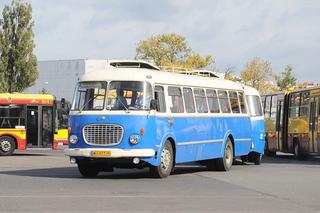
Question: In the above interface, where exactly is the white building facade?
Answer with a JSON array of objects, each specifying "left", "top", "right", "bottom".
[{"left": 26, "top": 59, "right": 110, "bottom": 101}]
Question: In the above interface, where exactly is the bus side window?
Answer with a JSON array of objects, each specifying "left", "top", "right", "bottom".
[
  {"left": 218, "top": 90, "right": 231, "bottom": 113},
  {"left": 194, "top": 88, "right": 208, "bottom": 113},
  {"left": 168, "top": 87, "right": 184, "bottom": 113},
  {"left": 289, "top": 93, "right": 300, "bottom": 117},
  {"left": 183, "top": 88, "right": 195, "bottom": 113},
  {"left": 229, "top": 91, "right": 240, "bottom": 113},
  {"left": 264, "top": 96, "right": 271, "bottom": 118},
  {"left": 154, "top": 86, "right": 166, "bottom": 113},
  {"left": 299, "top": 92, "right": 309, "bottom": 117},
  {"left": 238, "top": 92, "right": 247, "bottom": 114},
  {"left": 270, "top": 95, "right": 277, "bottom": 118},
  {"left": 206, "top": 89, "right": 220, "bottom": 113}
]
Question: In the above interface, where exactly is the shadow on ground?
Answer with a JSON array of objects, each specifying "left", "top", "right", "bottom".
[
  {"left": 262, "top": 153, "right": 320, "bottom": 165},
  {"left": 1, "top": 155, "right": 320, "bottom": 179},
  {"left": 0, "top": 163, "right": 248, "bottom": 180}
]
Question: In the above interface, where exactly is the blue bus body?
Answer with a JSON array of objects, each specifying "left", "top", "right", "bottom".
[{"left": 68, "top": 114, "right": 253, "bottom": 166}]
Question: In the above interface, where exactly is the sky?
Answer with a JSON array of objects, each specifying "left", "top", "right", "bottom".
[{"left": 1, "top": 0, "right": 320, "bottom": 83}]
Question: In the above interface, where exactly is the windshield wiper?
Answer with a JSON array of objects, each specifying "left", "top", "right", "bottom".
[
  {"left": 117, "top": 97, "right": 129, "bottom": 112},
  {"left": 79, "top": 94, "right": 100, "bottom": 112}
]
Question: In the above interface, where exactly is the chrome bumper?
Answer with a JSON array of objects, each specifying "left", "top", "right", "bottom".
[{"left": 64, "top": 148, "right": 155, "bottom": 158}]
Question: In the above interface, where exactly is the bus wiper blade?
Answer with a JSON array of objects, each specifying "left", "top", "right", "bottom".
[
  {"left": 79, "top": 94, "right": 100, "bottom": 112},
  {"left": 117, "top": 97, "right": 129, "bottom": 112}
]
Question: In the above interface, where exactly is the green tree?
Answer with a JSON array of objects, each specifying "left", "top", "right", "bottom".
[
  {"left": 274, "top": 65, "right": 297, "bottom": 91},
  {"left": 240, "top": 57, "right": 274, "bottom": 92},
  {"left": 0, "top": 0, "right": 38, "bottom": 93},
  {"left": 135, "top": 33, "right": 213, "bottom": 69}
]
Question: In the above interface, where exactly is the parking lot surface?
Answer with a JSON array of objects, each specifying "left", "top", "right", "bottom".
[{"left": 1, "top": 149, "right": 320, "bottom": 212}]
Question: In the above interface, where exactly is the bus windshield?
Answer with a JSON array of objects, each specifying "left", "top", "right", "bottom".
[
  {"left": 107, "top": 81, "right": 152, "bottom": 111},
  {"left": 72, "top": 81, "right": 152, "bottom": 111},
  {"left": 72, "top": 82, "right": 108, "bottom": 111}
]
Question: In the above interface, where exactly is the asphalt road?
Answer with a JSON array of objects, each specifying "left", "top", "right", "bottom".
[{"left": 1, "top": 149, "right": 320, "bottom": 212}]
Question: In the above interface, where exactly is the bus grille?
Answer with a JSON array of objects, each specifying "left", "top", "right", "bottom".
[{"left": 83, "top": 124, "right": 124, "bottom": 146}]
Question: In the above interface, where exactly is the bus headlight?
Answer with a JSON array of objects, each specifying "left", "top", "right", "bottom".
[
  {"left": 129, "top": 135, "right": 140, "bottom": 145},
  {"left": 69, "top": 135, "right": 78, "bottom": 144}
]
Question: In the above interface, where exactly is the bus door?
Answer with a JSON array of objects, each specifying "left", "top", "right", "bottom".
[
  {"left": 309, "top": 97, "right": 319, "bottom": 153},
  {"left": 27, "top": 105, "right": 54, "bottom": 148},
  {"left": 26, "top": 106, "right": 39, "bottom": 147},
  {"left": 276, "top": 99, "right": 284, "bottom": 151},
  {"left": 41, "top": 106, "right": 54, "bottom": 148}
]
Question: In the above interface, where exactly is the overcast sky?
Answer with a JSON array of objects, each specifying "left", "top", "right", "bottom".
[{"left": 1, "top": 0, "right": 320, "bottom": 83}]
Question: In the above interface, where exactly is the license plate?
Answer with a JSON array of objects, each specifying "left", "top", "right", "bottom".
[{"left": 91, "top": 150, "right": 111, "bottom": 157}]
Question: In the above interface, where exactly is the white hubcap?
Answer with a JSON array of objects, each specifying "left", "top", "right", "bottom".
[
  {"left": 1, "top": 140, "right": 11, "bottom": 152},
  {"left": 160, "top": 147, "right": 171, "bottom": 171},
  {"left": 225, "top": 145, "right": 232, "bottom": 167}
]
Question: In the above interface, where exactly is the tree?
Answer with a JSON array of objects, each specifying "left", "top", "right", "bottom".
[
  {"left": 240, "top": 57, "right": 273, "bottom": 92},
  {"left": 223, "top": 66, "right": 242, "bottom": 82},
  {"left": 274, "top": 65, "right": 297, "bottom": 91},
  {"left": 0, "top": 0, "right": 38, "bottom": 93},
  {"left": 135, "top": 33, "right": 213, "bottom": 70}
]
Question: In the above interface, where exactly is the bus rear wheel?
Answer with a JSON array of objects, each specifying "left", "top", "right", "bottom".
[
  {"left": 216, "top": 139, "right": 233, "bottom": 171},
  {"left": 0, "top": 136, "right": 16, "bottom": 156},
  {"left": 249, "top": 152, "right": 262, "bottom": 165},
  {"left": 77, "top": 162, "right": 100, "bottom": 178},
  {"left": 150, "top": 141, "right": 174, "bottom": 178}
]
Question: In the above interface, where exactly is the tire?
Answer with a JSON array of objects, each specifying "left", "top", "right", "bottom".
[
  {"left": 216, "top": 139, "right": 233, "bottom": 171},
  {"left": 0, "top": 136, "right": 16, "bottom": 156},
  {"left": 77, "top": 162, "right": 100, "bottom": 178},
  {"left": 150, "top": 141, "right": 174, "bottom": 178},
  {"left": 249, "top": 152, "right": 262, "bottom": 165}
]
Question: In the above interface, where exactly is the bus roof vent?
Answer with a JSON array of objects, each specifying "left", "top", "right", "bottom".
[
  {"left": 159, "top": 66, "right": 223, "bottom": 78},
  {"left": 109, "top": 60, "right": 160, "bottom": 71}
]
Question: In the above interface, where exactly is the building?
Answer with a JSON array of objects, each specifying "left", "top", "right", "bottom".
[{"left": 26, "top": 59, "right": 110, "bottom": 101}]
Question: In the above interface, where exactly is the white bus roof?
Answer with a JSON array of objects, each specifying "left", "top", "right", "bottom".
[
  {"left": 80, "top": 68, "right": 245, "bottom": 91},
  {"left": 243, "top": 85, "right": 260, "bottom": 96}
]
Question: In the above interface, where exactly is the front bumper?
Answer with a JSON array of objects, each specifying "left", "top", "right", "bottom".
[{"left": 64, "top": 148, "right": 156, "bottom": 158}]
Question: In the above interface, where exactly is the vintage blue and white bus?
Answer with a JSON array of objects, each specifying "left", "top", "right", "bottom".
[
  {"left": 241, "top": 86, "right": 265, "bottom": 164},
  {"left": 65, "top": 66, "right": 264, "bottom": 178}
]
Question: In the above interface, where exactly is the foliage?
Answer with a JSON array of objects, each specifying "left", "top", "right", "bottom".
[
  {"left": 0, "top": 0, "right": 38, "bottom": 93},
  {"left": 223, "top": 66, "right": 242, "bottom": 82},
  {"left": 274, "top": 65, "right": 297, "bottom": 91},
  {"left": 135, "top": 33, "right": 213, "bottom": 69},
  {"left": 240, "top": 57, "right": 273, "bottom": 92}
]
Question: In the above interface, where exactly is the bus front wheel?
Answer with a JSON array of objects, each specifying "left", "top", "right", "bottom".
[
  {"left": 150, "top": 141, "right": 174, "bottom": 178},
  {"left": 77, "top": 162, "right": 100, "bottom": 178},
  {"left": 0, "top": 136, "right": 16, "bottom": 156}
]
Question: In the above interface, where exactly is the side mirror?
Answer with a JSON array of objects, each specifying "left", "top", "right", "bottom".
[
  {"left": 150, "top": 99, "right": 158, "bottom": 110},
  {"left": 61, "top": 98, "right": 66, "bottom": 108}
]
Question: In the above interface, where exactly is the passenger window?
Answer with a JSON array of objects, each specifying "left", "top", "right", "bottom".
[
  {"left": 264, "top": 96, "right": 271, "bottom": 118},
  {"left": 218, "top": 90, "right": 231, "bottom": 113},
  {"left": 270, "top": 95, "right": 277, "bottom": 118},
  {"left": 155, "top": 86, "right": 166, "bottom": 112},
  {"left": 183, "top": 88, "right": 195, "bottom": 113},
  {"left": 289, "top": 93, "right": 300, "bottom": 117},
  {"left": 168, "top": 87, "right": 184, "bottom": 113},
  {"left": 194, "top": 88, "right": 208, "bottom": 113},
  {"left": 229, "top": 91, "right": 240, "bottom": 113},
  {"left": 300, "top": 92, "right": 309, "bottom": 117},
  {"left": 238, "top": 92, "right": 247, "bottom": 114},
  {"left": 206, "top": 89, "right": 220, "bottom": 113}
]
